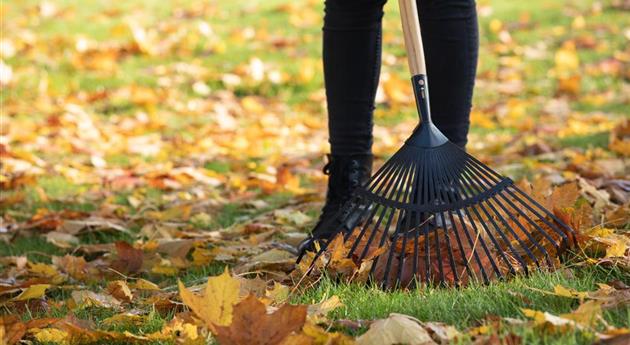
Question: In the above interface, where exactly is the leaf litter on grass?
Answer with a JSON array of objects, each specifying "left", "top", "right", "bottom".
[{"left": 1, "top": 0, "right": 630, "bottom": 344}]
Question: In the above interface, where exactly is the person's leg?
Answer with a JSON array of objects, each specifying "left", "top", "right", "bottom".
[
  {"left": 324, "top": 0, "right": 387, "bottom": 155},
  {"left": 298, "top": 0, "right": 386, "bottom": 254},
  {"left": 417, "top": 0, "right": 478, "bottom": 148}
]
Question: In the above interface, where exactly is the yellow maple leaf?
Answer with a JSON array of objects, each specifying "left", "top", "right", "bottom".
[
  {"left": 178, "top": 268, "right": 241, "bottom": 332},
  {"left": 28, "top": 262, "right": 59, "bottom": 277},
  {"left": 133, "top": 278, "right": 160, "bottom": 291},
  {"left": 282, "top": 321, "right": 354, "bottom": 345},
  {"left": 11, "top": 284, "right": 50, "bottom": 301},
  {"left": 31, "top": 328, "right": 69, "bottom": 345},
  {"left": 152, "top": 259, "right": 179, "bottom": 276},
  {"left": 555, "top": 41, "right": 580, "bottom": 76},
  {"left": 606, "top": 241, "right": 628, "bottom": 258},
  {"left": 560, "top": 300, "right": 603, "bottom": 327},
  {"left": 522, "top": 308, "right": 576, "bottom": 331},
  {"left": 265, "top": 282, "right": 290, "bottom": 304},
  {"left": 553, "top": 285, "right": 588, "bottom": 301},
  {"left": 191, "top": 247, "right": 214, "bottom": 267},
  {"left": 28, "top": 262, "right": 64, "bottom": 284}
]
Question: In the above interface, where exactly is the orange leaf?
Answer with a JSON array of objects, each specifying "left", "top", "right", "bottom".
[{"left": 0, "top": 315, "right": 26, "bottom": 345}]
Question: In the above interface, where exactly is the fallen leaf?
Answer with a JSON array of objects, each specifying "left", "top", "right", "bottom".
[
  {"left": 106, "top": 281, "right": 133, "bottom": 303},
  {"left": 0, "top": 315, "right": 26, "bottom": 345},
  {"left": 133, "top": 278, "right": 160, "bottom": 291},
  {"left": 214, "top": 294, "right": 307, "bottom": 345},
  {"left": 281, "top": 321, "right": 355, "bottom": 345},
  {"left": 178, "top": 268, "right": 241, "bottom": 331},
  {"left": 11, "top": 284, "right": 50, "bottom": 301},
  {"left": 560, "top": 300, "right": 603, "bottom": 327},
  {"left": 71, "top": 290, "right": 121, "bottom": 309},
  {"left": 111, "top": 241, "right": 144, "bottom": 275},
  {"left": 356, "top": 313, "right": 437, "bottom": 345},
  {"left": 31, "top": 327, "right": 69, "bottom": 344},
  {"left": 424, "top": 321, "right": 461, "bottom": 344},
  {"left": 553, "top": 285, "right": 589, "bottom": 301},
  {"left": 522, "top": 308, "right": 578, "bottom": 331},
  {"left": 307, "top": 295, "right": 343, "bottom": 321}
]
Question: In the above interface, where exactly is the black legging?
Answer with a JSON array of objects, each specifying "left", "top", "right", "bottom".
[{"left": 324, "top": 0, "right": 478, "bottom": 155}]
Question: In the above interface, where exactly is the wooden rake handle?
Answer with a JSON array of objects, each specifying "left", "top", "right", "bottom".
[{"left": 398, "top": 0, "right": 426, "bottom": 75}]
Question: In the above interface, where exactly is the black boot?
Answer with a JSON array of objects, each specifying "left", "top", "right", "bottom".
[{"left": 297, "top": 154, "right": 373, "bottom": 256}]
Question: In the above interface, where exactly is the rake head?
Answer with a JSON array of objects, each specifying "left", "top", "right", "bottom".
[{"left": 299, "top": 75, "right": 577, "bottom": 289}]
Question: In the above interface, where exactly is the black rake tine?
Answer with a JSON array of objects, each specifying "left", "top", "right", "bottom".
[
  {"left": 464, "top": 155, "right": 574, "bottom": 249},
  {"left": 465, "top": 153, "right": 504, "bottom": 181},
  {"left": 350, "top": 153, "right": 414, "bottom": 259},
  {"left": 369, "top": 151, "right": 417, "bottom": 281},
  {"left": 491, "top": 194, "right": 554, "bottom": 267},
  {"left": 396, "top": 154, "right": 420, "bottom": 287},
  {"left": 434, "top": 149, "right": 472, "bottom": 284},
  {"left": 495, "top": 190, "right": 562, "bottom": 252},
  {"left": 484, "top": 196, "right": 543, "bottom": 268},
  {"left": 462, "top": 161, "right": 543, "bottom": 268},
  {"left": 356, "top": 206, "right": 386, "bottom": 261},
  {"left": 407, "top": 151, "right": 425, "bottom": 285},
  {"left": 380, "top": 157, "right": 417, "bottom": 288},
  {"left": 435, "top": 149, "right": 490, "bottom": 283},
  {"left": 382, "top": 232, "right": 398, "bottom": 289},
  {"left": 369, "top": 154, "right": 409, "bottom": 196},
  {"left": 367, "top": 151, "right": 419, "bottom": 275},
  {"left": 368, "top": 205, "right": 397, "bottom": 278},
  {"left": 465, "top": 154, "right": 575, "bottom": 244},
  {"left": 460, "top": 162, "right": 530, "bottom": 273},
  {"left": 508, "top": 186, "right": 575, "bottom": 247},
  {"left": 412, "top": 209, "right": 420, "bottom": 285},
  {"left": 396, "top": 212, "right": 410, "bottom": 288},
  {"left": 359, "top": 151, "right": 419, "bottom": 261},
  {"left": 354, "top": 155, "right": 411, "bottom": 244},
  {"left": 345, "top": 204, "right": 381, "bottom": 255},
  {"left": 463, "top": 159, "right": 557, "bottom": 266},
  {"left": 425, "top": 151, "right": 446, "bottom": 284},
  {"left": 445, "top": 152, "right": 499, "bottom": 283},
  {"left": 421, "top": 154, "right": 432, "bottom": 284},
  {"left": 440, "top": 210, "right": 460, "bottom": 284},
  {"left": 367, "top": 154, "right": 400, "bottom": 193},
  {"left": 432, "top": 149, "right": 460, "bottom": 284},
  {"left": 457, "top": 162, "right": 518, "bottom": 275},
  {"left": 380, "top": 148, "right": 421, "bottom": 287},
  {"left": 304, "top": 236, "right": 333, "bottom": 275}
]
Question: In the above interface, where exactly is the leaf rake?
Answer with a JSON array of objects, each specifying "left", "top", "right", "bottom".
[{"left": 297, "top": 0, "right": 576, "bottom": 288}]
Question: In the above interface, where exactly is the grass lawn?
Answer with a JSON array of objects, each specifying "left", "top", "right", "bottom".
[{"left": 1, "top": 0, "right": 628, "bottom": 344}]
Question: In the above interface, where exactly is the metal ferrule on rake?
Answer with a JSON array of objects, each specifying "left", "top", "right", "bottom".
[{"left": 300, "top": 0, "right": 576, "bottom": 289}]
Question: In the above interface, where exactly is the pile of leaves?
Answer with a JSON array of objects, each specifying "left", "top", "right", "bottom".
[{"left": 300, "top": 180, "right": 628, "bottom": 288}]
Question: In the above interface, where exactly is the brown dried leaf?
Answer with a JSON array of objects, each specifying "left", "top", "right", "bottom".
[
  {"left": 214, "top": 294, "right": 307, "bottom": 345},
  {"left": 0, "top": 315, "right": 26, "bottom": 345},
  {"left": 111, "top": 241, "right": 144, "bottom": 275},
  {"left": 106, "top": 280, "right": 133, "bottom": 303},
  {"left": 356, "top": 313, "right": 436, "bottom": 345}
]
